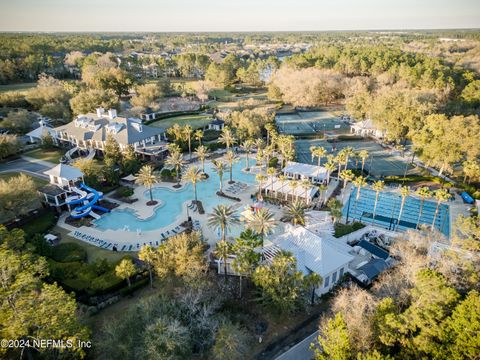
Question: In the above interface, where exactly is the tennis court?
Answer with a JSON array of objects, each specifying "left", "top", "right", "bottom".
[
  {"left": 276, "top": 111, "right": 350, "bottom": 135},
  {"left": 295, "top": 138, "right": 418, "bottom": 177},
  {"left": 342, "top": 188, "right": 450, "bottom": 237}
]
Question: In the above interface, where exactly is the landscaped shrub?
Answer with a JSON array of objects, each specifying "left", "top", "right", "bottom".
[
  {"left": 268, "top": 156, "right": 279, "bottom": 168},
  {"left": 22, "top": 211, "right": 56, "bottom": 238},
  {"left": 50, "top": 243, "right": 87, "bottom": 263},
  {"left": 117, "top": 186, "right": 134, "bottom": 198},
  {"left": 334, "top": 222, "right": 365, "bottom": 237}
]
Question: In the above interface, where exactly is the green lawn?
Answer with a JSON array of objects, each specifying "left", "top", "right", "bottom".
[
  {"left": 0, "top": 82, "right": 37, "bottom": 93},
  {"left": 0, "top": 171, "right": 48, "bottom": 188},
  {"left": 149, "top": 113, "right": 213, "bottom": 130},
  {"left": 24, "top": 147, "right": 65, "bottom": 164},
  {"left": 53, "top": 225, "right": 128, "bottom": 264}
]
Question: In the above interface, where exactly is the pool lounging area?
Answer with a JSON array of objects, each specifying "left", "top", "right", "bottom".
[
  {"left": 93, "top": 158, "right": 256, "bottom": 232},
  {"left": 343, "top": 188, "right": 451, "bottom": 237}
]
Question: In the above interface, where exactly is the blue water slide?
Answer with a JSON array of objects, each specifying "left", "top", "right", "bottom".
[
  {"left": 69, "top": 183, "right": 108, "bottom": 218},
  {"left": 92, "top": 204, "right": 110, "bottom": 213}
]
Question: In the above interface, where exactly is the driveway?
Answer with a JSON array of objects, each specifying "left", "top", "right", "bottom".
[
  {"left": 0, "top": 157, "right": 52, "bottom": 180},
  {"left": 275, "top": 331, "right": 318, "bottom": 360}
]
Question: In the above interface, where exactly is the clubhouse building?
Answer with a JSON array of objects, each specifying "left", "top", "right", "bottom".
[{"left": 52, "top": 108, "right": 168, "bottom": 159}]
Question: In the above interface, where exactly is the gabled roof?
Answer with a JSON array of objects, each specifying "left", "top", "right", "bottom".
[
  {"left": 209, "top": 119, "right": 224, "bottom": 125},
  {"left": 357, "top": 258, "right": 389, "bottom": 280},
  {"left": 44, "top": 164, "right": 83, "bottom": 180},
  {"left": 54, "top": 113, "right": 165, "bottom": 146},
  {"left": 267, "top": 226, "right": 354, "bottom": 277},
  {"left": 357, "top": 240, "right": 389, "bottom": 260},
  {"left": 26, "top": 124, "right": 55, "bottom": 139}
]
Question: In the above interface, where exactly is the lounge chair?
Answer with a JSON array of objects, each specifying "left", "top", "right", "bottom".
[
  {"left": 121, "top": 245, "right": 126, "bottom": 251},
  {"left": 128, "top": 245, "right": 133, "bottom": 251}
]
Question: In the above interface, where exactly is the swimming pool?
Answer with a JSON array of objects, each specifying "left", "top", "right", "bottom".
[
  {"left": 94, "top": 158, "right": 256, "bottom": 232},
  {"left": 342, "top": 188, "right": 450, "bottom": 237}
]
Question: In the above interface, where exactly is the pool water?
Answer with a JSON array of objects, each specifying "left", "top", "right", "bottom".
[
  {"left": 94, "top": 158, "right": 256, "bottom": 232},
  {"left": 342, "top": 188, "right": 450, "bottom": 237}
]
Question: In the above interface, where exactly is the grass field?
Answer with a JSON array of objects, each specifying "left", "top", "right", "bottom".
[
  {"left": 0, "top": 171, "right": 48, "bottom": 188},
  {"left": 149, "top": 113, "right": 213, "bottom": 129},
  {"left": 0, "top": 82, "right": 37, "bottom": 93},
  {"left": 24, "top": 147, "right": 65, "bottom": 163},
  {"left": 53, "top": 225, "right": 127, "bottom": 263}
]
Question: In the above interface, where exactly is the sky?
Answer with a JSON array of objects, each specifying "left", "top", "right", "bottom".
[{"left": 0, "top": 0, "right": 479, "bottom": 32}]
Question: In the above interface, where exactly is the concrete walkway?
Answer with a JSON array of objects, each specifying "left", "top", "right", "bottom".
[{"left": 275, "top": 331, "right": 318, "bottom": 360}]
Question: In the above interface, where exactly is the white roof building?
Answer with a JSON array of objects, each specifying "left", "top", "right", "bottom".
[
  {"left": 44, "top": 163, "right": 84, "bottom": 189},
  {"left": 262, "top": 176, "right": 318, "bottom": 203},
  {"left": 350, "top": 119, "right": 386, "bottom": 139},
  {"left": 283, "top": 161, "right": 327, "bottom": 184},
  {"left": 264, "top": 225, "right": 355, "bottom": 295},
  {"left": 26, "top": 120, "right": 57, "bottom": 143}
]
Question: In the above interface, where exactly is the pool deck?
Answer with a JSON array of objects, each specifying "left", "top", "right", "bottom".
[{"left": 56, "top": 157, "right": 286, "bottom": 252}]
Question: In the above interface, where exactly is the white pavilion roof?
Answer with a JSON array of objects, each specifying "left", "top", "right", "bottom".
[
  {"left": 44, "top": 164, "right": 83, "bottom": 181},
  {"left": 264, "top": 225, "right": 354, "bottom": 277},
  {"left": 283, "top": 161, "right": 327, "bottom": 179}
]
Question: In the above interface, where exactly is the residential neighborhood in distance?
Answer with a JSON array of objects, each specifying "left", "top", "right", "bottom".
[{"left": 0, "top": 1, "right": 479, "bottom": 359}]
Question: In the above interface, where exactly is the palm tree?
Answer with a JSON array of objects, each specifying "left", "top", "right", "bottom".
[
  {"left": 267, "top": 167, "right": 276, "bottom": 196},
  {"left": 340, "top": 169, "right": 355, "bottom": 190},
  {"left": 139, "top": 245, "right": 156, "bottom": 289},
  {"left": 324, "top": 162, "right": 336, "bottom": 185},
  {"left": 135, "top": 165, "right": 158, "bottom": 204},
  {"left": 265, "top": 123, "right": 276, "bottom": 146},
  {"left": 317, "top": 184, "right": 328, "bottom": 208},
  {"left": 278, "top": 175, "right": 288, "bottom": 201},
  {"left": 431, "top": 189, "right": 450, "bottom": 230},
  {"left": 358, "top": 149, "right": 369, "bottom": 174},
  {"left": 415, "top": 186, "right": 432, "bottom": 229},
  {"left": 256, "top": 173, "right": 267, "bottom": 196},
  {"left": 310, "top": 145, "right": 318, "bottom": 163},
  {"left": 327, "top": 198, "right": 343, "bottom": 223},
  {"left": 165, "top": 150, "right": 185, "bottom": 186},
  {"left": 284, "top": 200, "right": 308, "bottom": 226},
  {"left": 353, "top": 176, "right": 367, "bottom": 200},
  {"left": 194, "top": 145, "right": 210, "bottom": 174},
  {"left": 183, "top": 125, "right": 193, "bottom": 159},
  {"left": 208, "top": 204, "right": 239, "bottom": 242},
  {"left": 244, "top": 208, "right": 277, "bottom": 247},
  {"left": 184, "top": 165, "right": 202, "bottom": 202},
  {"left": 395, "top": 186, "right": 410, "bottom": 230},
  {"left": 371, "top": 180, "right": 385, "bottom": 225},
  {"left": 313, "top": 146, "right": 327, "bottom": 168},
  {"left": 304, "top": 272, "right": 322, "bottom": 306},
  {"left": 194, "top": 129, "right": 204, "bottom": 146},
  {"left": 336, "top": 153, "right": 346, "bottom": 181},
  {"left": 225, "top": 150, "right": 239, "bottom": 184},
  {"left": 301, "top": 179, "right": 312, "bottom": 205},
  {"left": 341, "top": 147, "right": 354, "bottom": 171},
  {"left": 219, "top": 127, "right": 236, "bottom": 150},
  {"left": 115, "top": 259, "right": 136, "bottom": 288},
  {"left": 212, "top": 160, "right": 227, "bottom": 193},
  {"left": 289, "top": 179, "right": 299, "bottom": 201},
  {"left": 254, "top": 138, "right": 265, "bottom": 153},
  {"left": 241, "top": 139, "right": 255, "bottom": 170},
  {"left": 215, "top": 240, "right": 232, "bottom": 281}
]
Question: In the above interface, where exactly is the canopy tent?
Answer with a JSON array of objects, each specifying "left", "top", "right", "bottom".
[
  {"left": 122, "top": 174, "right": 137, "bottom": 182},
  {"left": 283, "top": 161, "right": 328, "bottom": 184},
  {"left": 261, "top": 177, "right": 318, "bottom": 203}
]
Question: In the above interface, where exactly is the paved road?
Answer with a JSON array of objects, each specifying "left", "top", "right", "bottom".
[
  {"left": 275, "top": 331, "right": 318, "bottom": 360},
  {"left": 0, "top": 157, "right": 52, "bottom": 179}
]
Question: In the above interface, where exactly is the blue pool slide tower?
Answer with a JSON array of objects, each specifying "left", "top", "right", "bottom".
[{"left": 66, "top": 183, "right": 110, "bottom": 219}]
